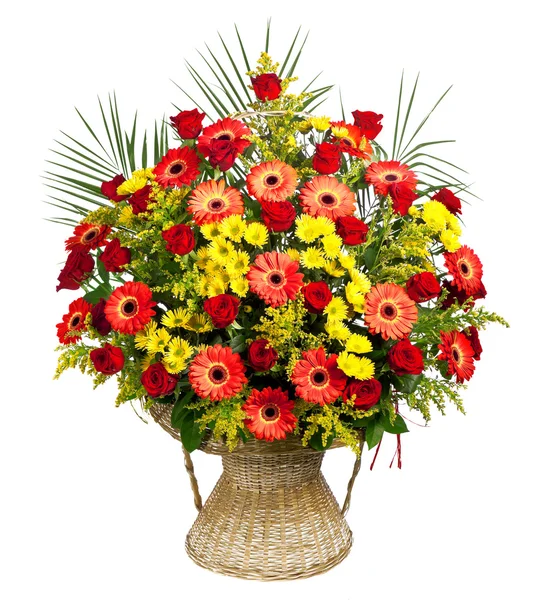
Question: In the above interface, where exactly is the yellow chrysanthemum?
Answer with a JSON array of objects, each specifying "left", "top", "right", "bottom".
[
  {"left": 331, "top": 125, "right": 349, "bottom": 139},
  {"left": 206, "top": 278, "right": 228, "bottom": 297},
  {"left": 184, "top": 313, "right": 213, "bottom": 333},
  {"left": 116, "top": 175, "right": 148, "bottom": 196},
  {"left": 324, "top": 260, "right": 345, "bottom": 277},
  {"left": 140, "top": 354, "right": 155, "bottom": 372},
  {"left": 134, "top": 321, "right": 158, "bottom": 350},
  {"left": 132, "top": 167, "right": 155, "bottom": 180},
  {"left": 286, "top": 248, "right": 301, "bottom": 262},
  {"left": 161, "top": 308, "right": 191, "bottom": 329},
  {"left": 225, "top": 250, "right": 251, "bottom": 277},
  {"left": 339, "top": 252, "right": 355, "bottom": 270},
  {"left": 118, "top": 205, "right": 135, "bottom": 226},
  {"left": 300, "top": 247, "right": 326, "bottom": 269},
  {"left": 208, "top": 238, "right": 235, "bottom": 265},
  {"left": 422, "top": 201, "right": 449, "bottom": 232},
  {"left": 446, "top": 213, "right": 462, "bottom": 236},
  {"left": 230, "top": 277, "right": 249, "bottom": 297},
  {"left": 243, "top": 222, "right": 269, "bottom": 247},
  {"left": 324, "top": 297, "right": 349, "bottom": 322},
  {"left": 296, "top": 120, "right": 313, "bottom": 134},
  {"left": 337, "top": 352, "right": 375, "bottom": 380},
  {"left": 349, "top": 269, "right": 371, "bottom": 293},
  {"left": 195, "top": 247, "right": 212, "bottom": 270},
  {"left": 313, "top": 216, "right": 335, "bottom": 237},
  {"left": 408, "top": 205, "right": 420, "bottom": 218},
  {"left": 352, "top": 295, "right": 365, "bottom": 314},
  {"left": 219, "top": 214, "right": 247, "bottom": 242},
  {"left": 200, "top": 222, "right": 222, "bottom": 241},
  {"left": 321, "top": 234, "right": 342, "bottom": 259},
  {"left": 295, "top": 214, "right": 320, "bottom": 243},
  {"left": 440, "top": 230, "right": 462, "bottom": 252},
  {"left": 346, "top": 334, "right": 373, "bottom": 354},
  {"left": 146, "top": 328, "right": 172, "bottom": 355},
  {"left": 203, "top": 260, "right": 223, "bottom": 276},
  {"left": 325, "top": 321, "right": 351, "bottom": 341},
  {"left": 163, "top": 337, "right": 194, "bottom": 374},
  {"left": 309, "top": 116, "right": 331, "bottom": 131}
]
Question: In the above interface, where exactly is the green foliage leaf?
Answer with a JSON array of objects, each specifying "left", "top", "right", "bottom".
[
  {"left": 230, "top": 335, "right": 246, "bottom": 354},
  {"left": 83, "top": 283, "right": 112, "bottom": 304},
  {"left": 363, "top": 246, "right": 377, "bottom": 270},
  {"left": 391, "top": 374, "right": 424, "bottom": 394},
  {"left": 180, "top": 411, "right": 204, "bottom": 453},
  {"left": 308, "top": 427, "right": 334, "bottom": 451},
  {"left": 380, "top": 412, "right": 409, "bottom": 435},
  {"left": 365, "top": 418, "right": 385, "bottom": 449},
  {"left": 170, "top": 390, "right": 195, "bottom": 429}
]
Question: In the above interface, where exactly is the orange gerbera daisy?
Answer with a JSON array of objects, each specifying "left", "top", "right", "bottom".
[
  {"left": 299, "top": 176, "right": 356, "bottom": 221},
  {"left": 330, "top": 120, "right": 372, "bottom": 159},
  {"left": 197, "top": 117, "right": 251, "bottom": 156},
  {"left": 65, "top": 223, "right": 110, "bottom": 251},
  {"left": 242, "top": 387, "right": 297, "bottom": 442},
  {"left": 364, "top": 160, "right": 418, "bottom": 196},
  {"left": 437, "top": 330, "right": 475, "bottom": 383},
  {"left": 364, "top": 283, "right": 418, "bottom": 340},
  {"left": 291, "top": 347, "right": 347, "bottom": 405},
  {"left": 246, "top": 160, "right": 298, "bottom": 202},
  {"left": 56, "top": 297, "right": 91, "bottom": 345},
  {"left": 104, "top": 281, "right": 156, "bottom": 335},
  {"left": 188, "top": 344, "right": 247, "bottom": 401},
  {"left": 188, "top": 180, "right": 244, "bottom": 224},
  {"left": 444, "top": 246, "right": 484, "bottom": 296},
  {"left": 247, "top": 251, "right": 304, "bottom": 307},
  {"left": 153, "top": 146, "right": 200, "bottom": 188}
]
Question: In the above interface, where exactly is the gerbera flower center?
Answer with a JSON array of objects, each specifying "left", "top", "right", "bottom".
[
  {"left": 208, "top": 198, "right": 225, "bottom": 211},
  {"left": 121, "top": 299, "right": 139, "bottom": 317},
  {"left": 311, "top": 368, "right": 329, "bottom": 387},
  {"left": 384, "top": 174, "right": 399, "bottom": 182},
  {"left": 69, "top": 314, "right": 81, "bottom": 328},
  {"left": 268, "top": 271, "right": 284, "bottom": 287},
  {"left": 459, "top": 261, "right": 471, "bottom": 276},
  {"left": 169, "top": 162, "right": 185, "bottom": 175},
  {"left": 208, "top": 365, "right": 228, "bottom": 384},
  {"left": 381, "top": 302, "right": 398, "bottom": 320},
  {"left": 320, "top": 193, "right": 338, "bottom": 206},
  {"left": 264, "top": 174, "right": 280, "bottom": 187},
  {"left": 217, "top": 133, "right": 233, "bottom": 141},
  {"left": 452, "top": 348, "right": 460, "bottom": 362},
  {"left": 341, "top": 138, "right": 353, "bottom": 147},
  {"left": 82, "top": 228, "right": 98, "bottom": 243},
  {"left": 261, "top": 403, "right": 281, "bottom": 422}
]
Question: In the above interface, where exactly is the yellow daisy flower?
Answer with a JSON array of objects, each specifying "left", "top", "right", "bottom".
[
  {"left": 134, "top": 321, "right": 158, "bottom": 350},
  {"left": 146, "top": 328, "right": 172, "bottom": 355},
  {"left": 195, "top": 247, "right": 212, "bottom": 270},
  {"left": 324, "top": 260, "right": 345, "bottom": 277},
  {"left": 349, "top": 269, "right": 371, "bottom": 293},
  {"left": 440, "top": 230, "right": 462, "bottom": 252},
  {"left": 422, "top": 201, "right": 449, "bottom": 232},
  {"left": 184, "top": 313, "right": 213, "bottom": 333},
  {"left": 200, "top": 222, "right": 222, "bottom": 241},
  {"left": 230, "top": 277, "right": 249, "bottom": 297},
  {"left": 325, "top": 321, "right": 351, "bottom": 341},
  {"left": 300, "top": 247, "right": 326, "bottom": 269},
  {"left": 339, "top": 252, "right": 355, "bottom": 270},
  {"left": 322, "top": 233, "right": 342, "bottom": 259},
  {"left": 309, "top": 116, "right": 331, "bottom": 131},
  {"left": 219, "top": 214, "right": 247, "bottom": 242},
  {"left": 286, "top": 248, "right": 301, "bottom": 262},
  {"left": 226, "top": 250, "right": 251, "bottom": 277},
  {"left": 244, "top": 222, "right": 269, "bottom": 247},
  {"left": 337, "top": 352, "right": 375, "bottom": 380},
  {"left": 116, "top": 175, "right": 148, "bottom": 196},
  {"left": 346, "top": 334, "right": 373, "bottom": 354},
  {"left": 324, "top": 297, "right": 349, "bottom": 322},
  {"left": 161, "top": 308, "right": 191, "bottom": 329},
  {"left": 163, "top": 337, "right": 194, "bottom": 374},
  {"left": 208, "top": 238, "right": 235, "bottom": 265},
  {"left": 295, "top": 214, "right": 320, "bottom": 243}
]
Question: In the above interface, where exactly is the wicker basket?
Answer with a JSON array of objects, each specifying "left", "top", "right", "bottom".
[{"left": 149, "top": 402, "right": 364, "bottom": 580}]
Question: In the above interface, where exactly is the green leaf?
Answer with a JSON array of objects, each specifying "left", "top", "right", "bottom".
[
  {"left": 380, "top": 412, "right": 409, "bottom": 435},
  {"left": 265, "top": 17, "right": 271, "bottom": 53},
  {"left": 83, "top": 283, "right": 112, "bottom": 304},
  {"left": 396, "top": 73, "right": 419, "bottom": 158},
  {"left": 365, "top": 418, "right": 385, "bottom": 449},
  {"left": 279, "top": 26, "right": 302, "bottom": 78},
  {"left": 308, "top": 427, "right": 334, "bottom": 451},
  {"left": 392, "top": 71, "right": 404, "bottom": 160},
  {"left": 364, "top": 246, "right": 378, "bottom": 270},
  {"left": 230, "top": 335, "right": 246, "bottom": 354},
  {"left": 351, "top": 415, "right": 375, "bottom": 428},
  {"left": 391, "top": 374, "right": 424, "bottom": 394},
  {"left": 96, "top": 252, "right": 110, "bottom": 285},
  {"left": 180, "top": 411, "right": 204, "bottom": 453},
  {"left": 171, "top": 390, "right": 195, "bottom": 429}
]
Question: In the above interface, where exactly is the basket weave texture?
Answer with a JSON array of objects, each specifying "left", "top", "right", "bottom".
[{"left": 149, "top": 402, "right": 357, "bottom": 580}]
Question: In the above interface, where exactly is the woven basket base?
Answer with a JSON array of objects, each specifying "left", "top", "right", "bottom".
[{"left": 185, "top": 452, "right": 353, "bottom": 581}]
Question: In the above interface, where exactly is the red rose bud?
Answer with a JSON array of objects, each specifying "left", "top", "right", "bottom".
[
  {"left": 141, "top": 362, "right": 179, "bottom": 398},
  {"left": 432, "top": 188, "right": 462, "bottom": 215},
  {"left": 251, "top": 73, "right": 282, "bottom": 101},
  {"left": 207, "top": 139, "right": 238, "bottom": 171},
  {"left": 56, "top": 248, "right": 95, "bottom": 292},
  {"left": 260, "top": 200, "right": 296, "bottom": 232},
  {"left": 99, "top": 238, "right": 131, "bottom": 273},
  {"left": 90, "top": 298, "right": 112, "bottom": 336},
  {"left": 247, "top": 339, "right": 278, "bottom": 371},
  {"left": 128, "top": 185, "right": 152, "bottom": 215},
  {"left": 387, "top": 339, "right": 424, "bottom": 376},
  {"left": 302, "top": 281, "right": 333, "bottom": 314},
  {"left": 463, "top": 326, "right": 483, "bottom": 360},
  {"left": 342, "top": 378, "right": 382, "bottom": 410},
  {"left": 161, "top": 223, "right": 195, "bottom": 255},
  {"left": 90, "top": 343, "right": 125, "bottom": 375},
  {"left": 388, "top": 182, "right": 418, "bottom": 216},
  {"left": 406, "top": 272, "right": 441, "bottom": 303},
  {"left": 170, "top": 108, "right": 205, "bottom": 139},
  {"left": 441, "top": 280, "right": 486, "bottom": 310},
  {"left": 203, "top": 294, "right": 240, "bottom": 328},
  {"left": 101, "top": 174, "right": 127, "bottom": 202},
  {"left": 351, "top": 110, "right": 383, "bottom": 140},
  {"left": 336, "top": 216, "right": 369, "bottom": 246},
  {"left": 312, "top": 142, "right": 341, "bottom": 174}
]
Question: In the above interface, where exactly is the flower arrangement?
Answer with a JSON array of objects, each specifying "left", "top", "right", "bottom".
[{"left": 51, "top": 30, "right": 506, "bottom": 459}]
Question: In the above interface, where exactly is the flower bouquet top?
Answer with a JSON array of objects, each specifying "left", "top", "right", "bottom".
[{"left": 51, "top": 39, "right": 506, "bottom": 455}]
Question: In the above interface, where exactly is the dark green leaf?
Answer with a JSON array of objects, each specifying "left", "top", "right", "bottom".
[
  {"left": 364, "top": 246, "right": 378, "bottom": 270},
  {"left": 365, "top": 418, "right": 385, "bottom": 449},
  {"left": 83, "top": 283, "right": 112, "bottom": 304},
  {"left": 171, "top": 390, "right": 195, "bottom": 429},
  {"left": 96, "top": 252, "right": 110, "bottom": 285},
  {"left": 180, "top": 411, "right": 204, "bottom": 453},
  {"left": 391, "top": 374, "right": 424, "bottom": 394},
  {"left": 380, "top": 412, "right": 409, "bottom": 434},
  {"left": 308, "top": 427, "right": 334, "bottom": 451}
]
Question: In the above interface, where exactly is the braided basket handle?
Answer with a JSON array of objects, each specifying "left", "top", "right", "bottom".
[
  {"left": 341, "top": 429, "right": 366, "bottom": 516},
  {"left": 181, "top": 445, "right": 203, "bottom": 512}
]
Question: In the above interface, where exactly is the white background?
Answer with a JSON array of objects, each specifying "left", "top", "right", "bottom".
[{"left": 1, "top": 1, "right": 539, "bottom": 598}]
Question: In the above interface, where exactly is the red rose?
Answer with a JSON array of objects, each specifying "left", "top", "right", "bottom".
[
  {"left": 260, "top": 200, "right": 296, "bottom": 232},
  {"left": 312, "top": 142, "right": 341, "bottom": 174},
  {"left": 247, "top": 339, "right": 278, "bottom": 371},
  {"left": 128, "top": 185, "right": 152, "bottom": 215},
  {"left": 251, "top": 73, "right": 282, "bottom": 101},
  {"left": 432, "top": 188, "right": 462, "bottom": 215},
  {"left": 441, "top": 280, "right": 486, "bottom": 310},
  {"left": 387, "top": 339, "right": 424, "bottom": 376},
  {"left": 56, "top": 248, "right": 95, "bottom": 292},
  {"left": 90, "top": 343, "right": 125, "bottom": 375},
  {"left": 101, "top": 174, "right": 127, "bottom": 202},
  {"left": 389, "top": 182, "right": 418, "bottom": 216},
  {"left": 90, "top": 298, "right": 112, "bottom": 336},
  {"left": 99, "top": 238, "right": 131, "bottom": 273},
  {"left": 203, "top": 294, "right": 240, "bottom": 328},
  {"left": 161, "top": 224, "right": 195, "bottom": 255},
  {"left": 206, "top": 139, "right": 239, "bottom": 171},
  {"left": 336, "top": 216, "right": 369, "bottom": 246},
  {"left": 351, "top": 110, "right": 383, "bottom": 140},
  {"left": 406, "top": 272, "right": 441, "bottom": 303},
  {"left": 463, "top": 326, "right": 483, "bottom": 360},
  {"left": 343, "top": 378, "right": 382, "bottom": 409},
  {"left": 141, "top": 362, "right": 179, "bottom": 398},
  {"left": 302, "top": 281, "right": 333, "bottom": 314},
  {"left": 170, "top": 109, "right": 205, "bottom": 139}
]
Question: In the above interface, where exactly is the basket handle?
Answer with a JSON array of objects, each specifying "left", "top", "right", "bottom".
[
  {"left": 181, "top": 445, "right": 203, "bottom": 512},
  {"left": 341, "top": 429, "right": 366, "bottom": 517}
]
